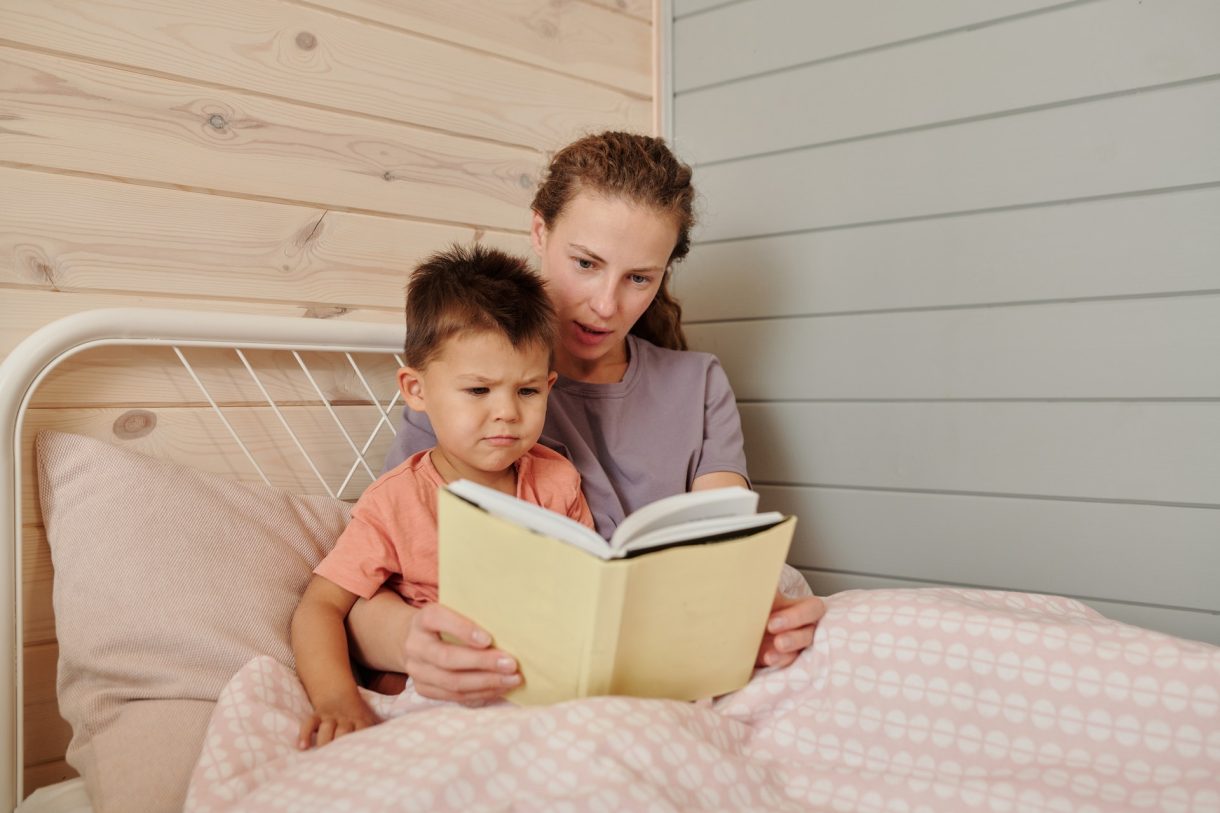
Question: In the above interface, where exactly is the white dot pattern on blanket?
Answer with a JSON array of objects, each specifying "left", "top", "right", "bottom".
[{"left": 185, "top": 589, "right": 1220, "bottom": 813}]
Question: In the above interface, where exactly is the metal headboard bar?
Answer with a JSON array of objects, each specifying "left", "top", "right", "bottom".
[{"left": 0, "top": 308, "right": 404, "bottom": 809}]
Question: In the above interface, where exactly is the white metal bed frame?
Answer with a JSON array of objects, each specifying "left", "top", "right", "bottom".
[{"left": 0, "top": 308, "right": 405, "bottom": 810}]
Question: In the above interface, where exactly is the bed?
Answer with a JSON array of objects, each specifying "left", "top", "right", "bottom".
[{"left": 2, "top": 308, "right": 1217, "bottom": 813}]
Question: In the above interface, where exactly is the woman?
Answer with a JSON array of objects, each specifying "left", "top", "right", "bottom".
[{"left": 347, "top": 132, "right": 825, "bottom": 704}]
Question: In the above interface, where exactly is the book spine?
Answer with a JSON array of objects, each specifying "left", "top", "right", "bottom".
[{"left": 577, "top": 562, "right": 630, "bottom": 697}]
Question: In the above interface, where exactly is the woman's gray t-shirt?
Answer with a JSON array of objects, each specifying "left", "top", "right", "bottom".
[{"left": 382, "top": 335, "right": 749, "bottom": 538}]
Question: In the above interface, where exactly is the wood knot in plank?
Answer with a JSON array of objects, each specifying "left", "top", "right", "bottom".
[
  {"left": 113, "top": 410, "right": 157, "bottom": 440},
  {"left": 519, "top": 174, "right": 534, "bottom": 189},
  {"left": 382, "top": 171, "right": 394, "bottom": 182},
  {"left": 208, "top": 114, "right": 227, "bottom": 130},
  {"left": 296, "top": 31, "right": 317, "bottom": 50},
  {"left": 304, "top": 306, "right": 350, "bottom": 319}
]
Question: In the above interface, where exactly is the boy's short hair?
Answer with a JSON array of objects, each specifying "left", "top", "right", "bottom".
[{"left": 403, "top": 244, "right": 556, "bottom": 369}]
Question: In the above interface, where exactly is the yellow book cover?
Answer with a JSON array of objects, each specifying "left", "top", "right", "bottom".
[{"left": 437, "top": 484, "right": 795, "bottom": 706}]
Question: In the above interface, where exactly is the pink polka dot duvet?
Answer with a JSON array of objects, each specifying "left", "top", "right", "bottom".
[{"left": 186, "top": 588, "right": 1220, "bottom": 813}]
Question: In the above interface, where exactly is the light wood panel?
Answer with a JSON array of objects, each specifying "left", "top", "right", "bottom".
[
  {"left": 673, "top": 0, "right": 1068, "bottom": 90},
  {"left": 304, "top": 0, "right": 650, "bottom": 95},
  {"left": 0, "top": 167, "right": 531, "bottom": 307},
  {"left": 24, "top": 644, "right": 71, "bottom": 770},
  {"left": 586, "top": 0, "right": 652, "bottom": 22},
  {"left": 798, "top": 571, "right": 1220, "bottom": 646},
  {"left": 20, "top": 405, "right": 398, "bottom": 520},
  {"left": 0, "top": 48, "right": 541, "bottom": 230},
  {"left": 695, "top": 78, "right": 1220, "bottom": 241},
  {"left": 760, "top": 486, "right": 1220, "bottom": 613},
  {"left": 24, "top": 761, "right": 77, "bottom": 799},
  {"left": 0, "top": 288, "right": 399, "bottom": 360},
  {"left": 27, "top": 347, "right": 402, "bottom": 410},
  {"left": 676, "top": 0, "right": 1220, "bottom": 164},
  {"left": 0, "top": 0, "right": 649, "bottom": 150},
  {"left": 740, "top": 402, "right": 1220, "bottom": 506},
  {"left": 22, "top": 527, "right": 55, "bottom": 648},
  {"left": 688, "top": 295, "right": 1220, "bottom": 400},
  {"left": 676, "top": 186, "right": 1220, "bottom": 321}
]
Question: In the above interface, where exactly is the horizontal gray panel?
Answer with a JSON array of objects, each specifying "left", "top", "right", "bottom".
[
  {"left": 740, "top": 402, "right": 1220, "bottom": 505},
  {"left": 673, "top": 0, "right": 1066, "bottom": 92},
  {"left": 675, "top": 186, "right": 1220, "bottom": 321},
  {"left": 694, "top": 79, "right": 1220, "bottom": 242},
  {"left": 673, "top": 0, "right": 736, "bottom": 19},
  {"left": 687, "top": 295, "right": 1220, "bottom": 400},
  {"left": 677, "top": 0, "right": 1220, "bottom": 163},
  {"left": 762, "top": 485, "right": 1219, "bottom": 612},
  {"left": 796, "top": 570, "right": 1220, "bottom": 646}
]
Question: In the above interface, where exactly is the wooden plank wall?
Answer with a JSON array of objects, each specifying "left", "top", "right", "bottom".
[
  {"left": 669, "top": 0, "right": 1220, "bottom": 643},
  {"left": 1, "top": 0, "right": 652, "bottom": 795}
]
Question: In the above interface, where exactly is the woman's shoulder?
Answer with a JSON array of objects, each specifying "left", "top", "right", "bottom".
[
  {"left": 631, "top": 334, "right": 719, "bottom": 368},
  {"left": 629, "top": 335, "right": 726, "bottom": 385}
]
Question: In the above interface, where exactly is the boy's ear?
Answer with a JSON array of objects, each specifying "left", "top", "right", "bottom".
[
  {"left": 545, "top": 370, "right": 558, "bottom": 392},
  {"left": 397, "top": 366, "right": 426, "bottom": 411},
  {"left": 529, "top": 211, "right": 547, "bottom": 258}
]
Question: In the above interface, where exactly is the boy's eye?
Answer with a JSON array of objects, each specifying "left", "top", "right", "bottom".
[
  {"left": 519, "top": 388, "right": 540, "bottom": 397},
  {"left": 466, "top": 387, "right": 489, "bottom": 395}
]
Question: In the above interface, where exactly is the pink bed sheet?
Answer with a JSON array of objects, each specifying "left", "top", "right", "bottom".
[{"left": 186, "top": 588, "right": 1220, "bottom": 812}]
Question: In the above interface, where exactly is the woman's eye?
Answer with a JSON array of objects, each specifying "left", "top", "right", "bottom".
[
  {"left": 575, "top": 258, "right": 594, "bottom": 270},
  {"left": 630, "top": 274, "right": 653, "bottom": 286}
]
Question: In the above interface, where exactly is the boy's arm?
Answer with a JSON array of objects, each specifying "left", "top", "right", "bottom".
[{"left": 291, "top": 575, "right": 379, "bottom": 747}]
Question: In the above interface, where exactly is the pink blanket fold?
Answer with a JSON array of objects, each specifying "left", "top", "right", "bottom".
[{"left": 186, "top": 588, "right": 1220, "bottom": 813}]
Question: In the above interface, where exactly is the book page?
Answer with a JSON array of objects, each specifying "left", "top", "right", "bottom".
[
  {"left": 446, "top": 479, "right": 609, "bottom": 558},
  {"left": 619, "top": 511, "right": 786, "bottom": 555},
  {"left": 607, "top": 486, "right": 759, "bottom": 551}
]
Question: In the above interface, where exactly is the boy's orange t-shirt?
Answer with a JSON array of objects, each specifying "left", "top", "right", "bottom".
[{"left": 314, "top": 444, "right": 594, "bottom": 606}]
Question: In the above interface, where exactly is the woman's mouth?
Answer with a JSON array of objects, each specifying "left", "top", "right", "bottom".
[{"left": 571, "top": 321, "right": 612, "bottom": 346}]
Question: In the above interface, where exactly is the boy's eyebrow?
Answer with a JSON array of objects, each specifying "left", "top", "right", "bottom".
[{"left": 456, "top": 372, "right": 549, "bottom": 384}]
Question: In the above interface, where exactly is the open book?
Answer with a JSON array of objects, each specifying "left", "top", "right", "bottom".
[
  {"left": 438, "top": 483, "right": 796, "bottom": 705},
  {"left": 446, "top": 481, "right": 784, "bottom": 558}
]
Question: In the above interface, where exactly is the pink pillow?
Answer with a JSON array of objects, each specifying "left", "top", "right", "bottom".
[{"left": 36, "top": 431, "right": 351, "bottom": 813}]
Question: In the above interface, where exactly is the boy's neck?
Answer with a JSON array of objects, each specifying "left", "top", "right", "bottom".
[{"left": 429, "top": 448, "right": 517, "bottom": 496}]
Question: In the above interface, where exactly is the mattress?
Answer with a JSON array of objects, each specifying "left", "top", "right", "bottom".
[{"left": 16, "top": 779, "right": 92, "bottom": 813}]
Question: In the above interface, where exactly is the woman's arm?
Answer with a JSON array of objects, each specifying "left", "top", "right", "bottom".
[
  {"left": 346, "top": 588, "right": 523, "bottom": 703},
  {"left": 346, "top": 589, "right": 416, "bottom": 673},
  {"left": 691, "top": 471, "right": 748, "bottom": 491}
]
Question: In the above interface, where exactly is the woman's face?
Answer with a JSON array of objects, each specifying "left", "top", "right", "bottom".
[{"left": 531, "top": 191, "right": 679, "bottom": 378}]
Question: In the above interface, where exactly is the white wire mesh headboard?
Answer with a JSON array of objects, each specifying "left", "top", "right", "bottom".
[{"left": 0, "top": 308, "right": 405, "bottom": 808}]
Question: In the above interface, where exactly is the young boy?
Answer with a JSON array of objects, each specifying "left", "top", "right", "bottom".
[{"left": 291, "top": 245, "right": 593, "bottom": 747}]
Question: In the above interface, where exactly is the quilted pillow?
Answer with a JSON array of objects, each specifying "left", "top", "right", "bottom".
[{"left": 36, "top": 431, "right": 351, "bottom": 813}]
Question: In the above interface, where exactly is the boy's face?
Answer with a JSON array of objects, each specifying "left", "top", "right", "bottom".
[{"left": 397, "top": 331, "right": 557, "bottom": 485}]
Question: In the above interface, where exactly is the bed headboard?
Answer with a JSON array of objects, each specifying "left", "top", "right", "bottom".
[{"left": 0, "top": 308, "right": 405, "bottom": 807}]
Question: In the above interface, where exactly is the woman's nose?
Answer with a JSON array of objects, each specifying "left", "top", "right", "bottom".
[{"left": 589, "top": 278, "right": 617, "bottom": 319}]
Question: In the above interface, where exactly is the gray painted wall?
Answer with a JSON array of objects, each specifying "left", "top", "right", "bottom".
[{"left": 668, "top": 0, "right": 1220, "bottom": 643}]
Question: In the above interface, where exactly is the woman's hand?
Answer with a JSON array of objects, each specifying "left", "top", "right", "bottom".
[
  {"left": 756, "top": 591, "right": 825, "bottom": 668},
  {"left": 403, "top": 602, "right": 522, "bottom": 705}
]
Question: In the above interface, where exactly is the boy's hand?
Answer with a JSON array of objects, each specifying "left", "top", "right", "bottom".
[
  {"left": 756, "top": 591, "right": 825, "bottom": 669},
  {"left": 404, "top": 602, "right": 522, "bottom": 705},
  {"left": 298, "top": 693, "right": 380, "bottom": 749}
]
